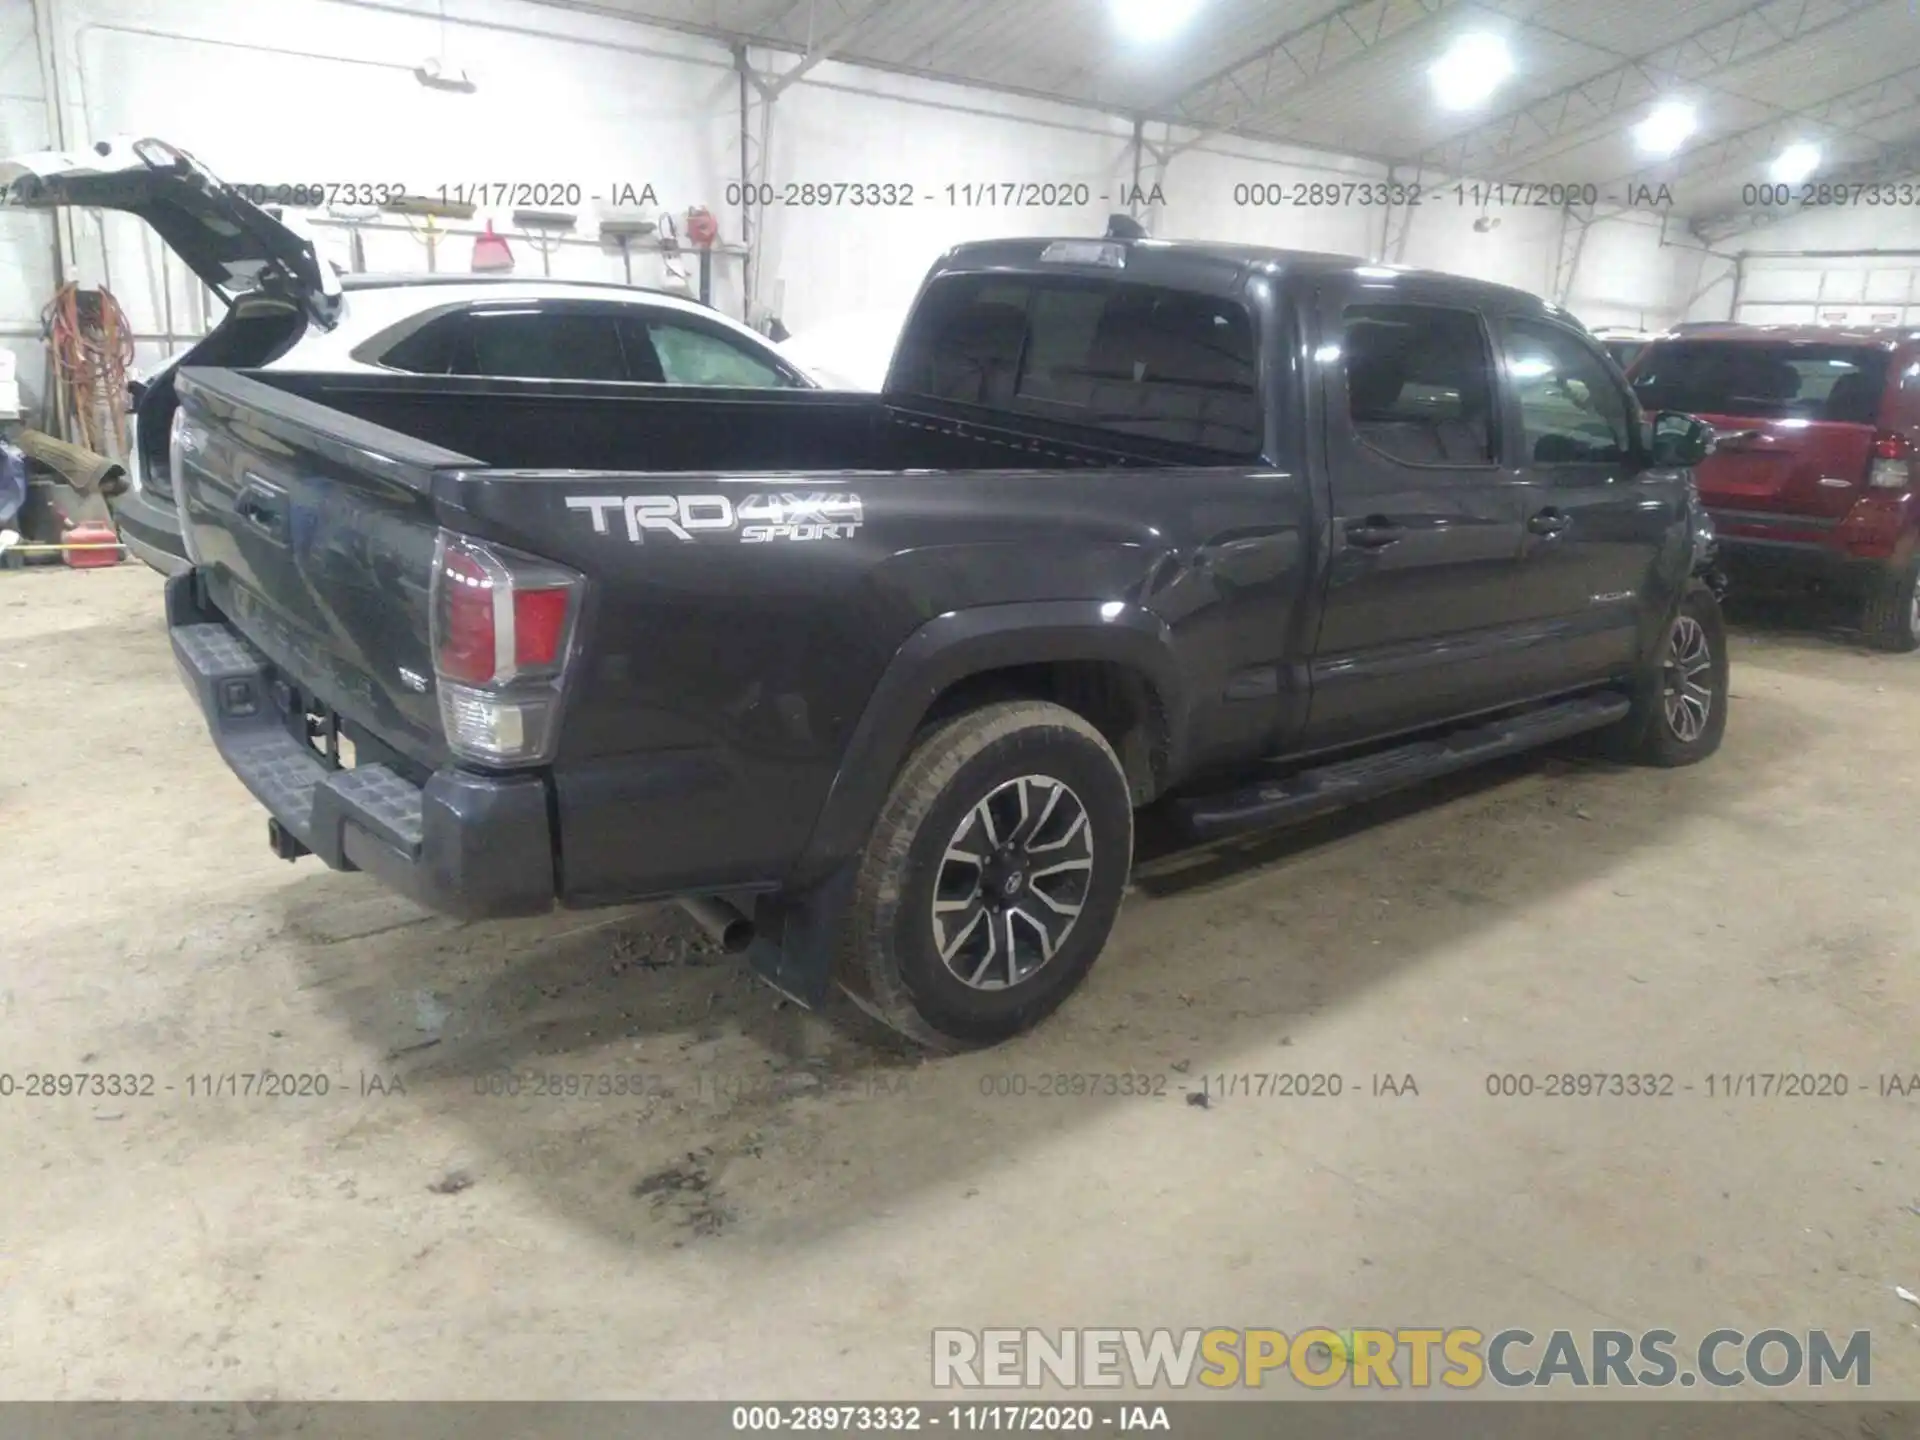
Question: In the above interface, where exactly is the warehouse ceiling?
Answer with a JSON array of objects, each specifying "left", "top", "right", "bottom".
[{"left": 550, "top": 0, "right": 1920, "bottom": 222}]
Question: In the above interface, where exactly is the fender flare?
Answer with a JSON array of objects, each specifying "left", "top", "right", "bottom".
[{"left": 785, "top": 598, "right": 1186, "bottom": 890}]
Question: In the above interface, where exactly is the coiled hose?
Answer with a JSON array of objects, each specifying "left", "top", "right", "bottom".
[{"left": 42, "top": 283, "right": 135, "bottom": 459}]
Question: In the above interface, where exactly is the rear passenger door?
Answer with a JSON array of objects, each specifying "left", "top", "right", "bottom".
[
  {"left": 1498, "top": 315, "right": 1675, "bottom": 685},
  {"left": 1303, "top": 285, "right": 1532, "bottom": 748}
]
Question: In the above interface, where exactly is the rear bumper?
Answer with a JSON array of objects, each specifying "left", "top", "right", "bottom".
[
  {"left": 1706, "top": 503, "right": 1908, "bottom": 593},
  {"left": 111, "top": 487, "right": 191, "bottom": 577},
  {"left": 166, "top": 573, "right": 556, "bottom": 920}
]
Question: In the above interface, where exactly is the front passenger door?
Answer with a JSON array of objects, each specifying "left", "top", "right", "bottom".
[{"left": 1499, "top": 317, "right": 1676, "bottom": 687}]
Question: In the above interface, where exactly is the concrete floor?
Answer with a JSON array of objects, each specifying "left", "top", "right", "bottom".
[{"left": 2, "top": 563, "right": 1917, "bottom": 1401}]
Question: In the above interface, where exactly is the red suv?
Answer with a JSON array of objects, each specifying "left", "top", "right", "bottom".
[{"left": 1628, "top": 325, "right": 1920, "bottom": 649}]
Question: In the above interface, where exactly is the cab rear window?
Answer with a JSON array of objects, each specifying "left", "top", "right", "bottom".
[
  {"left": 889, "top": 274, "right": 1261, "bottom": 458},
  {"left": 1631, "top": 342, "right": 1887, "bottom": 423}
]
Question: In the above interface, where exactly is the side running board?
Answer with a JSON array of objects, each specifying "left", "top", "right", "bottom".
[{"left": 1173, "top": 692, "right": 1631, "bottom": 841}]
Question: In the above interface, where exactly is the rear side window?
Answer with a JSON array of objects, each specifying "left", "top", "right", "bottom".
[
  {"left": 377, "top": 305, "right": 634, "bottom": 382},
  {"left": 890, "top": 275, "right": 1261, "bottom": 457},
  {"left": 1631, "top": 342, "right": 1889, "bottom": 423},
  {"left": 1340, "top": 304, "right": 1495, "bottom": 465},
  {"left": 457, "top": 308, "right": 628, "bottom": 381},
  {"left": 377, "top": 318, "right": 462, "bottom": 374}
]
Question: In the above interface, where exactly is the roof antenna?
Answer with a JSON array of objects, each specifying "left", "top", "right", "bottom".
[{"left": 1105, "top": 213, "right": 1147, "bottom": 240}]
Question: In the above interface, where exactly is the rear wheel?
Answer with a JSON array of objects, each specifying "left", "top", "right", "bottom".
[
  {"left": 1860, "top": 551, "right": 1920, "bottom": 653},
  {"left": 836, "top": 700, "right": 1134, "bottom": 1051},
  {"left": 1604, "top": 585, "right": 1729, "bottom": 767}
]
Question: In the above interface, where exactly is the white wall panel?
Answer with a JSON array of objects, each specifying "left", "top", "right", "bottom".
[
  {"left": 753, "top": 60, "right": 1138, "bottom": 333},
  {"left": 1683, "top": 198, "right": 1920, "bottom": 326},
  {"left": 0, "top": 0, "right": 56, "bottom": 414},
  {"left": 15, "top": 0, "right": 1908, "bottom": 432}
]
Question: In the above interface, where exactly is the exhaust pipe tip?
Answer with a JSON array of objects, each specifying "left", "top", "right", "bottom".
[{"left": 677, "top": 896, "right": 755, "bottom": 954}]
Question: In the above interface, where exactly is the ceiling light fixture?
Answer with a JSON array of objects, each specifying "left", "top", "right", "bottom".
[
  {"left": 1633, "top": 101, "right": 1697, "bottom": 158},
  {"left": 1429, "top": 33, "right": 1513, "bottom": 111},
  {"left": 1110, "top": 0, "right": 1203, "bottom": 42},
  {"left": 1769, "top": 142, "right": 1821, "bottom": 184}
]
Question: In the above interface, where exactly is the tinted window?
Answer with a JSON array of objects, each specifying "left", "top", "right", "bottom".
[
  {"left": 377, "top": 307, "right": 631, "bottom": 381},
  {"left": 378, "top": 317, "right": 461, "bottom": 374},
  {"left": 642, "top": 318, "right": 790, "bottom": 387},
  {"left": 1631, "top": 341, "right": 1889, "bottom": 423},
  {"left": 890, "top": 275, "right": 1261, "bottom": 457},
  {"left": 459, "top": 308, "right": 628, "bottom": 381},
  {"left": 1506, "top": 319, "right": 1633, "bottom": 464},
  {"left": 1341, "top": 304, "right": 1495, "bottom": 465}
]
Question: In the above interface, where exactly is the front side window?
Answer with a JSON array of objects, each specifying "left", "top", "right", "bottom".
[
  {"left": 1602, "top": 340, "right": 1646, "bottom": 373},
  {"left": 890, "top": 274, "right": 1261, "bottom": 457},
  {"left": 1340, "top": 303, "right": 1495, "bottom": 466},
  {"left": 638, "top": 318, "right": 792, "bottom": 387},
  {"left": 1505, "top": 318, "right": 1634, "bottom": 464}
]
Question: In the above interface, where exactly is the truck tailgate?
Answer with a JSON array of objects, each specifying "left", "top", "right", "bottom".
[{"left": 171, "top": 366, "right": 472, "bottom": 767}]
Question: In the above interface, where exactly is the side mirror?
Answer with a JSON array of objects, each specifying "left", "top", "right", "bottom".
[{"left": 1648, "top": 410, "right": 1712, "bottom": 468}]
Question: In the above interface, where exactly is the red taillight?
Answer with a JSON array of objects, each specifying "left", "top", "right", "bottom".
[
  {"left": 513, "top": 587, "right": 572, "bottom": 669},
  {"left": 1868, "top": 431, "right": 1915, "bottom": 490},
  {"left": 429, "top": 532, "right": 584, "bottom": 766},
  {"left": 438, "top": 548, "right": 499, "bottom": 684}
]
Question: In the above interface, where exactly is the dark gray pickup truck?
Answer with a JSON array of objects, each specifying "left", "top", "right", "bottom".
[{"left": 147, "top": 225, "right": 1725, "bottom": 1049}]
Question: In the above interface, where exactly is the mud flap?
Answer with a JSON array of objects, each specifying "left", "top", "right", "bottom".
[{"left": 744, "top": 860, "right": 859, "bottom": 1009}]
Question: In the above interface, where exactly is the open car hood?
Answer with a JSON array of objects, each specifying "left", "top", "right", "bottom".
[{"left": 0, "top": 137, "right": 341, "bottom": 330}]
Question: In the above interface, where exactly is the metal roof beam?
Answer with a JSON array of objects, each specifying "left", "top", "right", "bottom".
[
  {"left": 1575, "top": 64, "right": 1920, "bottom": 225},
  {"left": 1152, "top": 0, "right": 1453, "bottom": 134},
  {"left": 763, "top": 0, "right": 900, "bottom": 94},
  {"left": 1694, "top": 129, "right": 1920, "bottom": 242},
  {"left": 1652, "top": 67, "right": 1920, "bottom": 193},
  {"left": 1422, "top": 0, "right": 1886, "bottom": 180}
]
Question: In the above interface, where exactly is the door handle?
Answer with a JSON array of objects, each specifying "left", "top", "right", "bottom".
[
  {"left": 1527, "top": 508, "right": 1570, "bottom": 537},
  {"left": 236, "top": 478, "right": 287, "bottom": 541},
  {"left": 1344, "top": 516, "right": 1404, "bottom": 549}
]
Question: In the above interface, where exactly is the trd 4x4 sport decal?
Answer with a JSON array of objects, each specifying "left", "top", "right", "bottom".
[{"left": 565, "top": 491, "right": 864, "bottom": 544}]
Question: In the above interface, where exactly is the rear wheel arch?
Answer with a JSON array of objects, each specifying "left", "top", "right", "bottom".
[
  {"left": 788, "top": 601, "right": 1184, "bottom": 890},
  {"left": 919, "top": 657, "right": 1171, "bottom": 804}
]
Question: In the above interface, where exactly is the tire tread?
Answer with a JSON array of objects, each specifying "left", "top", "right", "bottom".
[
  {"left": 1861, "top": 556, "right": 1920, "bottom": 653},
  {"left": 837, "top": 700, "right": 1130, "bottom": 1050}
]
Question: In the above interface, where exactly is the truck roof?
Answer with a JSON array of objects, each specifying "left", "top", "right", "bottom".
[{"left": 930, "top": 236, "right": 1569, "bottom": 320}]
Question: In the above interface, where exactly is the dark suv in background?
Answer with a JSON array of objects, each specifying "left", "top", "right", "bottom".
[{"left": 1629, "top": 325, "right": 1920, "bottom": 649}]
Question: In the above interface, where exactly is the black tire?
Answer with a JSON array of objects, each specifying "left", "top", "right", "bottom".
[
  {"left": 1860, "top": 551, "right": 1920, "bottom": 653},
  {"left": 1603, "top": 584, "right": 1729, "bottom": 767},
  {"left": 836, "top": 700, "right": 1134, "bottom": 1050}
]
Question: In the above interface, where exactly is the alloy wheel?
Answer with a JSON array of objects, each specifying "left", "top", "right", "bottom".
[
  {"left": 1661, "top": 614, "right": 1714, "bottom": 743},
  {"left": 930, "top": 774, "right": 1095, "bottom": 990}
]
